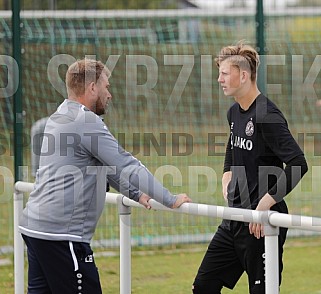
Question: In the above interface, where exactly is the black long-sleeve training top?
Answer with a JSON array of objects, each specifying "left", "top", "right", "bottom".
[{"left": 223, "top": 94, "right": 308, "bottom": 213}]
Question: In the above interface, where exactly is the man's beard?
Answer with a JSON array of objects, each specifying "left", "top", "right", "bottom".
[{"left": 95, "top": 96, "right": 106, "bottom": 116}]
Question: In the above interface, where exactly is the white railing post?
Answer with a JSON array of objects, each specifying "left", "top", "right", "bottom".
[
  {"left": 13, "top": 187, "right": 25, "bottom": 294},
  {"left": 265, "top": 212, "right": 280, "bottom": 294},
  {"left": 117, "top": 195, "right": 132, "bottom": 294}
]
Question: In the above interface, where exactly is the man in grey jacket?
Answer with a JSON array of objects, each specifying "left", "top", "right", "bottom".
[{"left": 19, "top": 59, "right": 191, "bottom": 294}]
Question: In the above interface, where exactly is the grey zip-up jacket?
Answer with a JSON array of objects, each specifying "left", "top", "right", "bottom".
[{"left": 19, "top": 100, "right": 177, "bottom": 243}]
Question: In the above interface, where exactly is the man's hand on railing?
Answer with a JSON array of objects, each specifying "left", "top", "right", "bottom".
[
  {"left": 249, "top": 193, "right": 276, "bottom": 239},
  {"left": 138, "top": 193, "right": 152, "bottom": 209},
  {"left": 172, "top": 194, "right": 192, "bottom": 208},
  {"left": 138, "top": 193, "right": 191, "bottom": 210}
]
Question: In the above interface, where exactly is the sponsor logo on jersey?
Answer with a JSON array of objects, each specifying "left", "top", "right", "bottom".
[{"left": 230, "top": 132, "right": 253, "bottom": 151}]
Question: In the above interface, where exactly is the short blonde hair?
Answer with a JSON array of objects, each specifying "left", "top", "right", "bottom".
[
  {"left": 66, "top": 59, "right": 110, "bottom": 96},
  {"left": 215, "top": 41, "right": 260, "bottom": 82}
]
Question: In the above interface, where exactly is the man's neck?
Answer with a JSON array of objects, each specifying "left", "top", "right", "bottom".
[
  {"left": 235, "top": 87, "right": 261, "bottom": 111},
  {"left": 68, "top": 96, "right": 92, "bottom": 111}
]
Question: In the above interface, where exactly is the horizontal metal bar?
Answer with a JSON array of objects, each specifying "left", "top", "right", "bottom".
[
  {"left": 2, "top": 7, "right": 321, "bottom": 19},
  {"left": 15, "top": 181, "right": 321, "bottom": 233}
]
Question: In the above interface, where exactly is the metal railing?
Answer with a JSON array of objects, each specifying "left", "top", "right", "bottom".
[{"left": 14, "top": 181, "right": 321, "bottom": 294}]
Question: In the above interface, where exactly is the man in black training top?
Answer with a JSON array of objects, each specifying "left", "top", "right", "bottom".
[{"left": 192, "top": 42, "right": 308, "bottom": 293}]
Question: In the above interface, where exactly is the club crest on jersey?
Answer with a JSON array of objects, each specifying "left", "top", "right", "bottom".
[{"left": 245, "top": 119, "right": 254, "bottom": 137}]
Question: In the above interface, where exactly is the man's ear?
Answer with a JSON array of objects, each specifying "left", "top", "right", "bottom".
[
  {"left": 240, "top": 70, "right": 249, "bottom": 84},
  {"left": 88, "top": 81, "right": 96, "bottom": 94}
]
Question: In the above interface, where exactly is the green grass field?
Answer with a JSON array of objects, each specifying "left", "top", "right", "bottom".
[
  {"left": 98, "top": 237, "right": 321, "bottom": 293},
  {"left": 1, "top": 237, "right": 321, "bottom": 293}
]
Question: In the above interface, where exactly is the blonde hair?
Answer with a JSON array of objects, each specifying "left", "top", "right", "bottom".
[
  {"left": 215, "top": 41, "right": 260, "bottom": 82},
  {"left": 66, "top": 59, "right": 110, "bottom": 96}
]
